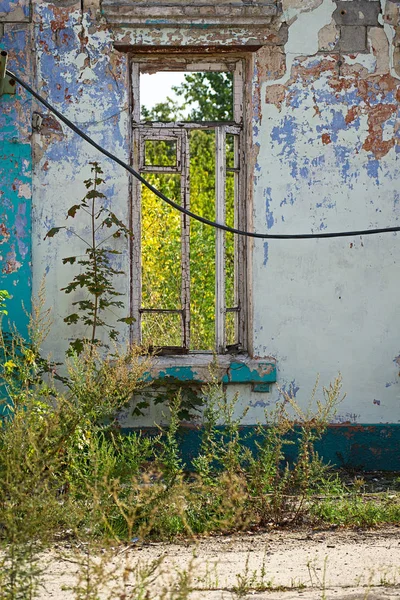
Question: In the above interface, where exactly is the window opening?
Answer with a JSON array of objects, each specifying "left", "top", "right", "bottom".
[
  {"left": 144, "top": 139, "right": 179, "bottom": 169},
  {"left": 131, "top": 61, "right": 245, "bottom": 354},
  {"left": 140, "top": 70, "right": 234, "bottom": 122}
]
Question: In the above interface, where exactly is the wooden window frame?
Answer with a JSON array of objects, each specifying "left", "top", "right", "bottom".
[{"left": 129, "top": 56, "right": 248, "bottom": 355}]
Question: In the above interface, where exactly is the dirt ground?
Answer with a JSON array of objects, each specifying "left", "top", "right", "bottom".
[{"left": 40, "top": 526, "right": 400, "bottom": 599}]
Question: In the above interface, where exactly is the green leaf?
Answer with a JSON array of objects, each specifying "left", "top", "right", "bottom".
[
  {"left": 45, "top": 227, "right": 64, "bottom": 239},
  {"left": 86, "top": 190, "right": 106, "bottom": 200},
  {"left": 62, "top": 256, "right": 77, "bottom": 265},
  {"left": 118, "top": 316, "right": 136, "bottom": 325},
  {"left": 67, "top": 339, "right": 85, "bottom": 356},
  {"left": 64, "top": 313, "right": 80, "bottom": 325},
  {"left": 67, "top": 205, "right": 81, "bottom": 218}
]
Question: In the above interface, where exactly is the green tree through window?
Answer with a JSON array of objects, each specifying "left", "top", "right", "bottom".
[{"left": 140, "top": 72, "right": 235, "bottom": 351}]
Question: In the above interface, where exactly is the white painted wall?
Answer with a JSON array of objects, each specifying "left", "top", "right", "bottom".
[{"left": 30, "top": 0, "right": 400, "bottom": 426}]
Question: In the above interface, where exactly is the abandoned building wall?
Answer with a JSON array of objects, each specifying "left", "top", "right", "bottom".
[
  {"left": 252, "top": 0, "right": 400, "bottom": 427},
  {"left": 30, "top": 0, "right": 132, "bottom": 359},
  {"left": 1, "top": 1, "right": 400, "bottom": 454}
]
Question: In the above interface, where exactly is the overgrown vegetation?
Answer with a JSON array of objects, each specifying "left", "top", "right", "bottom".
[
  {"left": 0, "top": 290, "right": 10, "bottom": 316},
  {"left": 45, "top": 162, "right": 134, "bottom": 355},
  {"left": 1, "top": 72, "right": 400, "bottom": 599},
  {"left": 1, "top": 295, "right": 400, "bottom": 598}
]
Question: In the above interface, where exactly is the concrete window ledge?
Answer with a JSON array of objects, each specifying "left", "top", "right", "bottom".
[{"left": 145, "top": 355, "right": 277, "bottom": 393}]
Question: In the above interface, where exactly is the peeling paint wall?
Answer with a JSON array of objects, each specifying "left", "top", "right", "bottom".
[
  {"left": 1, "top": 0, "right": 400, "bottom": 442},
  {"left": 31, "top": 0, "right": 131, "bottom": 357},
  {"left": 0, "top": 5, "right": 32, "bottom": 336},
  {"left": 253, "top": 0, "right": 400, "bottom": 426}
]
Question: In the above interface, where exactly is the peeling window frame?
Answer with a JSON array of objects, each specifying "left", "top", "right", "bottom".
[{"left": 129, "top": 55, "right": 248, "bottom": 355}]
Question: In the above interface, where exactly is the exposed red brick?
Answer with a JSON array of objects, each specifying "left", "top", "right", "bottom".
[
  {"left": 362, "top": 103, "right": 397, "bottom": 159},
  {"left": 322, "top": 133, "right": 331, "bottom": 145},
  {"left": 345, "top": 106, "right": 359, "bottom": 124}
]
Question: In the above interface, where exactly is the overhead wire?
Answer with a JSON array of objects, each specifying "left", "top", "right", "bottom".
[{"left": 7, "top": 68, "right": 400, "bottom": 240}]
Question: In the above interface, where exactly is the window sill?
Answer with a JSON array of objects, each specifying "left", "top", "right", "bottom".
[{"left": 145, "top": 354, "right": 277, "bottom": 392}]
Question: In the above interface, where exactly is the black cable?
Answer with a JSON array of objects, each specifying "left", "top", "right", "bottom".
[{"left": 7, "top": 68, "right": 400, "bottom": 240}]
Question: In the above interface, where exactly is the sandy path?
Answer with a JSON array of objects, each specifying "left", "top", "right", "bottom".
[{"left": 38, "top": 527, "right": 400, "bottom": 599}]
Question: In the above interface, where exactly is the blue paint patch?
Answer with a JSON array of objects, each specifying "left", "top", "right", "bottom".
[
  {"left": 311, "top": 155, "right": 325, "bottom": 168},
  {"left": 280, "top": 379, "right": 300, "bottom": 399},
  {"left": 270, "top": 115, "right": 297, "bottom": 158},
  {"left": 289, "top": 159, "right": 298, "bottom": 179},
  {"left": 299, "top": 166, "right": 309, "bottom": 179},
  {"left": 364, "top": 159, "right": 380, "bottom": 181},
  {"left": 263, "top": 242, "right": 269, "bottom": 266},
  {"left": 330, "top": 110, "right": 347, "bottom": 133},
  {"left": 250, "top": 399, "right": 271, "bottom": 409},
  {"left": 316, "top": 197, "right": 336, "bottom": 210},
  {"left": 333, "top": 145, "right": 353, "bottom": 185},
  {"left": 288, "top": 89, "right": 305, "bottom": 109},
  {"left": 264, "top": 187, "right": 274, "bottom": 229}
]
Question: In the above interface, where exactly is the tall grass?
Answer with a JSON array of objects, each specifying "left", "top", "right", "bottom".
[{"left": 0, "top": 298, "right": 398, "bottom": 598}]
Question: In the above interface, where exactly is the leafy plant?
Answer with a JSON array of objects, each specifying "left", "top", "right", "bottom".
[
  {"left": 0, "top": 290, "right": 10, "bottom": 318},
  {"left": 45, "top": 162, "right": 134, "bottom": 354}
]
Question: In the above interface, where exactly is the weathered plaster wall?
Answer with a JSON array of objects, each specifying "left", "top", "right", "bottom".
[
  {"left": 31, "top": 0, "right": 131, "bottom": 357},
  {"left": 2, "top": 0, "right": 400, "bottom": 440},
  {"left": 252, "top": 0, "right": 400, "bottom": 425},
  {"left": 0, "top": 6, "right": 32, "bottom": 336}
]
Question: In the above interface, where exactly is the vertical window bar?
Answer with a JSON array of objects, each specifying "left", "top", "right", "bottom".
[
  {"left": 181, "top": 130, "right": 191, "bottom": 349},
  {"left": 216, "top": 126, "right": 226, "bottom": 354}
]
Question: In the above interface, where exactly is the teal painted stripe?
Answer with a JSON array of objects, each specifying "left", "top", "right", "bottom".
[
  {"left": 222, "top": 361, "right": 276, "bottom": 384},
  {"left": 0, "top": 141, "right": 32, "bottom": 340},
  {"left": 120, "top": 424, "right": 400, "bottom": 472},
  {"left": 148, "top": 362, "right": 277, "bottom": 385},
  {"left": 156, "top": 366, "right": 201, "bottom": 383},
  {"left": 0, "top": 27, "right": 32, "bottom": 341}
]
